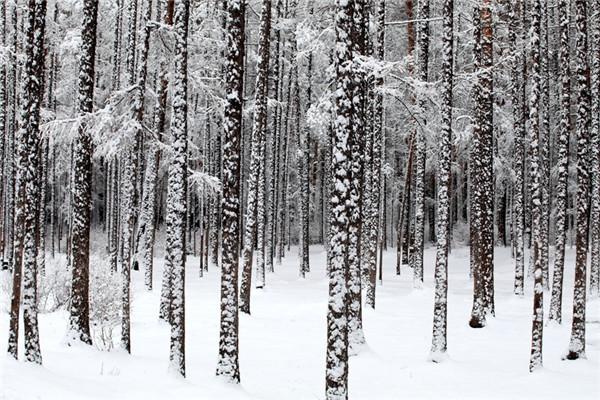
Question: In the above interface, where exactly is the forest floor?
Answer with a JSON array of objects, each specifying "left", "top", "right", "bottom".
[{"left": 1, "top": 245, "right": 599, "bottom": 399}]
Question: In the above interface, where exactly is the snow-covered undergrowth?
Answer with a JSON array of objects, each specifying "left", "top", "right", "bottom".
[{"left": 1, "top": 245, "right": 599, "bottom": 399}]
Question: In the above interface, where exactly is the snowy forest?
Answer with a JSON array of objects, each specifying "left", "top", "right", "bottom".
[{"left": 0, "top": 0, "right": 599, "bottom": 398}]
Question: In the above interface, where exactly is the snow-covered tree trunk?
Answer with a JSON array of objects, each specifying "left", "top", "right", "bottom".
[
  {"left": 68, "top": 0, "right": 98, "bottom": 346},
  {"left": 276, "top": 68, "right": 293, "bottom": 265},
  {"left": 166, "top": 0, "right": 189, "bottom": 377},
  {"left": 209, "top": 125, "right": 221, "bottom": 267},
  {"left": 119, "top": 0, "right": 146, "bottom": 353},
  {"left": 469, "top": 0, "right": 494, "bottom": 328},
  {"left": 397, "top": 134, "right": 414, "bottom": 271},
  {"left": 539, "top": 0, "right": 550, "bottom": 290},
  {"left": 239, "top": 0, "right": 272, "bottom": 313},
  {"left": 566, "top": 0, "right": 591, "bottom": 361},
  {"left": 589, "top": 0, "right": 600, "bottom": 298},
  {"left": 112, "top": 0, "right": 124, "bottom": 91},
  {"left": 326, "top": 0, "right": 354, "bottom": 398},
  {"left": 510, "top": 0, "right": 526, "bottom": 297},
  {"left": 37, "top": 137, "right": 48, "bottom": 277},
  {"left": 430, "top": 0, "right": 453, "bottom": 361},
  {"left": 3, "top": 2, "right": 17, "bottom": 271},
  {"left": 266, "top": 0, "right": 283, "bottom": 274},
  {"left": 412, "top": 0, "right": 429, "bottom": 287},
  {"left": 136, "top": 0, "right": 165, "bottom": 292},
  {"left": 216, "top": 0, "right": 245, "bottom": 383},
  {"left": 527, "top": 0, "right": 544, "bottom": 372},
  {"left": 299, "top": 44, "right": 311, "bottom": 279},
  {"left": 510, "top": 0, "right": 527, "bottom": 297},
  {"left": 347, "top": 0, "right": 367, "bottom": 352},
  {"left": 109, "top": 159, "right": 120, "bottom": 272},
  {"left": 0, "top": 0, "right": 6, "bottom": 265},
  {"left": 9, "top": 0, "right": 47, "bottom": 364},
  {"left": 396, "top": 0, "right": 415, "bottom": 272},
  {"left": 549, "top": 0, "right": 571, "bottom": 322}
]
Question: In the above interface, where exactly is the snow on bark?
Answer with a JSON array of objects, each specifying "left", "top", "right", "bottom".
[
  {"left": 539, "top": 0, "right": 551, "bottom": 291},
  {"left": 347, "top": 0, "right": 367, "bottom": 351},
  {"left": 412, "top": 0, "right": 429, "bottom": 288},
  {"left": 134, "top": 0, "right": 163, "bottom": 292},
  {"left": 68, "top": 0, "right": 98, "bottom": 347},
  {"left": 510, "top": 0, "right": 526, "bottom": 297},
  {"left": 300, "top": 39, "right": 312, "bottom": 279},
  {"left": 216, "top": 0, "right": 245, "bottom": 384},
  {"left": 549, "top": 0, "right": 571, "bottom": 322},
  {"left": 589, "top": 0, "right": 600, "bottom": 298},
  {"left": 566, "top": 0, "right": 591, "bottom": 361},
  {"left": 9, "top": 0, "right": 47, "bottom": 364},
  {"left": 469, "top": 1, "right": 494, "bottom": 328},
  {"left": 0, "top": 0, "right": 6, "bottom": 269},
  {"left": 430, "top": 0, "right": 453, "bottom": 361},
  {"left": 326, "top": 0, "right": 354, "bottom": 398},
  {"left": 239, "top": 0, "right": 272, "bottom": 314},
  {"left": 166, "top": 0, "right": 189, "bottom": 377},
  {"left": 265, "top": 0, "right": 283, "bottom": 274},
  {"left": 527, "top": 0, "right": 544, "bottom": 372}
]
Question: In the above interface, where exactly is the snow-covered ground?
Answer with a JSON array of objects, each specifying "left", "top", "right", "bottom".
[{"left": 1, "top": 245, "right": 599, "bottom": 399}]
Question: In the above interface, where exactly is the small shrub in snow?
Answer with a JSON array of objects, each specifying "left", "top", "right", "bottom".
[
  {"left": 89, "top": 255, "right": 123, "bottom": 351},
  {"left": 37, "top": 256, "right": 72, "bottom": 313}
]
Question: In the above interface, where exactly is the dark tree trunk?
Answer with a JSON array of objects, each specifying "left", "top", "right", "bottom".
[{"left": 68, "top": 0, "right": 99, "bottom": 346}]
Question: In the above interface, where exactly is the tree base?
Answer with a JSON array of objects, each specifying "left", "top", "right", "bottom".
[
  {"left": 565, "top": 350, "right": 583, "bottom": 360},
  {"left": 428, "top": 350, "right": 449, "bottom": 363},
  {"left": 468, "top": 317, "right": 486, "bottom": 328}
]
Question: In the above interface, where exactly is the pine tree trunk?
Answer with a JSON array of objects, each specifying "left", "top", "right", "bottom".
[
  {"left": 588, "top": 0, "right": 600, "bottom": 298},
  {"left": 239, "top": 0, "right": 271, "bottom": 313},
  {"left": 469, "top": 0, "right": 494, "bottom": 328},
  {"left": 216, "top": 0, "right": 245, "bottom": 384},
  {"left": 265, "top": 0, "right": 283, "bottom": 274},
  {"left": 157, "top": 0, "right": 176, "bottom": 319},
  {"left": 430, "top": 0, "right": 453, "bottom": 361},
  {"left": 412, "top": 0, "right": 429, "bottom": 288},
  {"left": 68, "top": 0, "right": 98, "bottom": 346},
  {"left": 511, "top": 0, "right": 526, "bottom": 297},
  {"left": 326, "top": 1, "right": 353, "bottom": 397},
  {"left": 528, "top": 0, "right": 544, "bottom": 372},
  {"left": 10, "top": 0, "right": 47, "bottom": 364},
  {"left": 539, "top": 0, "right": 550, "bottom": 291},
  {"left": 166, "top": 0, "right": 189, "bottom": 376},
  {"left": 347, "top": 0, "right": 368, "bottom": 351},
  {"left": 566, "top": 0, "right": 591, "bottom": 361},
  {"left": 549, "top": 0, "right": 571, "bottom": 322},
  {"left": 0, "top": 0, "right": 6, "bottom": 266},
  {"left": 299, "top": 46, "right": 311, "bottom": 278}
]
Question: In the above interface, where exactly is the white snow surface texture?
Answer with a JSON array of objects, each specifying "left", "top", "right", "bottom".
[{"left": 1, "top": 245, "right": 599, "bottom": 399}]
